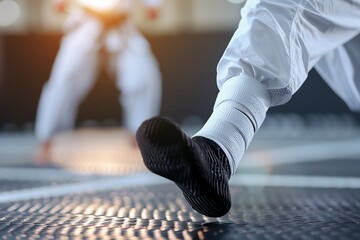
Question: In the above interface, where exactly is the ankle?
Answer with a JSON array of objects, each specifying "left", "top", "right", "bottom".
[{"left": 192, "top": 136, "right": 231, "bottom": 178}]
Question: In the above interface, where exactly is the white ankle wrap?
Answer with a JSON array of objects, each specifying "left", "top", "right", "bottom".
[{"left": 194, "top": 75, "right": 270, "bottom": 175}]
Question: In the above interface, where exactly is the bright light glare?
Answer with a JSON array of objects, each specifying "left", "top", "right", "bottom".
[
  {"left": 0, "top": 0, "right": 21, "bottom": 27},
  {"left": 77, "top": 0, "right": 126, "bottom": 12}
]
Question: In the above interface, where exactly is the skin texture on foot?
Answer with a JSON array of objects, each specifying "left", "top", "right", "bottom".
[
  {"left": 34, "top": 140, "right": 52, "bottom": 166},
  {"left": 136, "top": 116, "right": 232, "bottom": 217}
]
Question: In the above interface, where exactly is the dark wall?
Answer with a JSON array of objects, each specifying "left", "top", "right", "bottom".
[
  {"left": 0, "top": 35, "right": 60, "bottom": 127},
  {"left": 0, "top": 32, "right": 359, "bottom": 129},
  {"left": 0, "top": 38, "right": 4, "bottom": 94}
]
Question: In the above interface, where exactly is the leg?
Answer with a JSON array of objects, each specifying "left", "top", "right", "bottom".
[
  {"left": 197, "top": 0, "right": 360, "bottom": 175},
  {"left": 113, "top": 23, "right": 162, "bottom": 135},
  {"left": 137, "top": 0, "right": 360, "bottom": 217},
  {"left": 35, "top": 13, "right": 103, "bottom": 161}
]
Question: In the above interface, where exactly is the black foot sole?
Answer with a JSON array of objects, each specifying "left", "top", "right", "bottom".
[{"left": 136, "top": 117, "right": 231, "bottom": 217}]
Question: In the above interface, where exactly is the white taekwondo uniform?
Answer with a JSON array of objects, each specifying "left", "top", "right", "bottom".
[
  {"left": 35, "top": 0, "right": 162, "bottom": 141},
  {"left": 196, "top": 0, "right": 360, "bottom": 175}
]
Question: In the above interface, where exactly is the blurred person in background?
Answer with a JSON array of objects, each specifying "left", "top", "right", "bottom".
[
  {"left": 35, "top": 0, "right": 162, "bottom": 164},
  {"left": 136, "top": 0, "right": 360, "bottom": 217}
]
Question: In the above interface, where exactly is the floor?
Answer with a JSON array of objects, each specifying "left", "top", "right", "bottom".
[{"left": 0, "top": 114, "right": 359, "bottom": 239}]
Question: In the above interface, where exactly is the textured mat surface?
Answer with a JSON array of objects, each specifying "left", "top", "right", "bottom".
[
  {"left": 0, "top": 185, "right": 359, "bottom": 239},
  {"left": 0, "top": 127, "right": 360, "bottom": 239}
]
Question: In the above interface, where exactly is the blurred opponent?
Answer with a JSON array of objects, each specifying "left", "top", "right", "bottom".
[{"left": 35, "top": 0, "right": 163, "bottom": 164}]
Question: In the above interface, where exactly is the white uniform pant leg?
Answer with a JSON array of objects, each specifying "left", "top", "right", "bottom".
[
  {"left": 113, "top": 24, "right": 162, "bottom": 134},
  {"left": 195, "top": 0, "right": 360, "bottom": 175},
  {"left": 315, "top": 34, "right": 360, "bottom": 112},
  {"left": 35, "top": 14, "right": 103, "bottom": 142}
]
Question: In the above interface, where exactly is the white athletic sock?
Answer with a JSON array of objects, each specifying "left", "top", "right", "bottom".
[{"left": 194, "top": 75, "right": 270, "bottom": 175}]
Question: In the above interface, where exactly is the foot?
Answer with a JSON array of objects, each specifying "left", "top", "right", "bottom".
[
  {"left": 136, "top": 117, "right": 231, "bottom": 217},
  {"left": 34, "top": 140, "right": 52, "bottom": 165}
]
